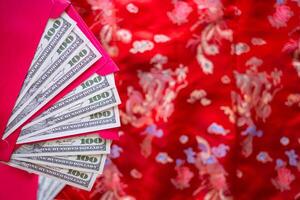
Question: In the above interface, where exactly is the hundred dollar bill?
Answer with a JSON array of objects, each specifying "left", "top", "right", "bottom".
[
  {"left": 7, "top": 159, "right": 97, "bottom": 191},
  {"left": 14, "top": 154, "right": 107, "bottom": 173},
  {"left": 15, "top": 13, "right": 76, "bottom": 108},
  {"left": 18, "top": 107, "right": 120, "bottom": 144},
  {"left": 10, "top": 27, "right": 88, "bottom": 120},
  {"left": 3, "top": 40, "right": 102, "bottom": 139},
  {"left": 22, "top": 73, "right": 115, "bottom": 130},
  {"left": 37, "top": 176, "right": 65, "bottom": 200},
  {"left": 18, "top": 89, "right": 120, "bottom": 140},
  {"left": 12, "top": 134, "right": 111, "bottom": 157},
  {"left": 37, "top": 176, "right": 53, "bottom": 200},
  {"left": 44, "top": 180, "right": 65, "bottom": 200},
  {"left": 38, "top": 176, "right": 65, "bottom": 200}
]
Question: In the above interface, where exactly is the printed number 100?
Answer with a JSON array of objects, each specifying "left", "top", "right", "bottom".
[{"left": 80, "top": 138, "right": 102, "bottom": 144}]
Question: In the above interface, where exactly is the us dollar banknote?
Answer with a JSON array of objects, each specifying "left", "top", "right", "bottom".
[
  {"left": 14, "top": 154, "right": 107, "bottom": 173},
  {"left": 18, "top": 89, "right": 120, "bottom": 140},
  {"left": 23, "top": 73, "right": 115, "bottom": 130},
  {"left": 37, "top": 176, "right": 54, "bottom": 200},
  {"left": 12, "top": 134, "right": 111, "bottom": 157},
  {"left": 8, "top": 159, "right": 97, "bottom": 191},
  {"left": 15, "top": 13, "right": 76, "bottom": 110},
  {"left": 42, "top": 180, "right": 65, "bottom": 200},
  {"left": 18, "top": 107, "right": 120, "bottom": 144},
  {"left": 46, "top": 182, "right": 65, "bottom": 200},
  {"left": 38, "top": 176, "right": 66, "bottom": 200},
  {"left": 10, "top": 27, "right": 87, "bottom": 121},
  {"left": 3, "top": 41, "right": 102, "bottom": 138}
]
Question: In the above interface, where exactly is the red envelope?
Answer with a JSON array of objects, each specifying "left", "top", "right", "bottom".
[
  {"left": 0, "top": 0, "right": 120, "bottom": 162},
  {"left": 0, "top": 163, "right": 38, "bottom": 200}
]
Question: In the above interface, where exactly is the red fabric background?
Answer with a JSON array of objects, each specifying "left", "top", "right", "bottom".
[{"left": 56, "top": 0, "right": 300, "bottom": 199}]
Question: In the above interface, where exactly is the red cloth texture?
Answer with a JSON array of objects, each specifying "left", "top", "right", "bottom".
[{"left": 56, "top": 0, "right": 300, "bottom": 199}]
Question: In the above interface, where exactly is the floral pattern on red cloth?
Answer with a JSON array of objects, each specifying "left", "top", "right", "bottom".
[{"left": 57, "top": 0, "right": 300, "bottom": 199}]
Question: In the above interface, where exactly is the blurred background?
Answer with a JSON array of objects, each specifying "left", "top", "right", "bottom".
[{"left": 57, "top": 0, "right": 300, "bottom": 199}]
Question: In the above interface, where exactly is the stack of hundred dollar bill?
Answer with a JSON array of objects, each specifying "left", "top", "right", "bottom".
[{"left": 2, "top": 12, "right": 121, "bottom": 193}]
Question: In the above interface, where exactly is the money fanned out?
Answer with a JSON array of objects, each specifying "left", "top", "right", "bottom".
[{"left": 2, "top": 12, "right": 121, "bottom": 194}]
